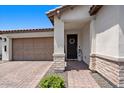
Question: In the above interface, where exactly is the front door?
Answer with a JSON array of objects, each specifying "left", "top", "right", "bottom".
[{"left": 67, "top": 34, "right": 77, "bottom": 59}]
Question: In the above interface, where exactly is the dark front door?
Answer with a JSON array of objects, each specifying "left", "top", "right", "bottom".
[{"left": 67, "top": 34, "right": 77, "bottom": 59}]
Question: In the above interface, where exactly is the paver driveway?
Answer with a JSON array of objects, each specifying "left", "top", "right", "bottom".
[{"left": 0, "top": 61, "right": 53, "bottom": 88}]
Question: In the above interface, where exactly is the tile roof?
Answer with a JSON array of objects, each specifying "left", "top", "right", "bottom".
[{"left": 0, "top": 28, "right": 53, "bottom": 34}]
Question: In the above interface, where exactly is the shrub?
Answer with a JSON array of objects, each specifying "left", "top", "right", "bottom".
[{"left": 39, "top": 74, "right": 65, "bottom": 88}]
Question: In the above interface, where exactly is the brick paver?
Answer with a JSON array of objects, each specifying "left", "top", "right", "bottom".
[
  {"left": 0, "top": 61, "right": 53, "bottom": 88},
  {"left": 66, "top": 61, "right": 100, "bottom": 88}
]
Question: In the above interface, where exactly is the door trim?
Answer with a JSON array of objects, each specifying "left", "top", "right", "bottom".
[{"left": 66, "top": 34, "right": 78, "bottom": 60}]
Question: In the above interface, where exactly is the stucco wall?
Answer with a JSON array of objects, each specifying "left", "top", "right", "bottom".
[
  {"left": 80, "top": 23, "right": 91, "bottom": 65},
  {"left": 0, "top": 38, "right": 2, "bottom": 58},
  {"left": 1, "top": 31, "right": 54, "bottom": 38},
  {"left": 61, "top": 5, "right": 91, "bottom": 23},
  {"left": 95, "top": 5, "right": 119, "bottom": 57},
  {"left": 2, "top": 36, "right": 12, "bottom": 61},
  {"left": 118, "top": 6, "right": 124, "bottom": 57},
  {"left": 54, "top": 16, "right": 65, "bottom": 55}
]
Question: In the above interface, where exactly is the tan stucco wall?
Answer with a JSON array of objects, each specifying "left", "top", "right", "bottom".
[
  {"left": 61, "top": 5, "right": 91, "bottom": 23},
  {"left": 1, "top": 31, "right": 54, "bottom": 38},
  {"left": 80, "top": 23, "right": 91, "bottom": 65},
  {"left": 118, "top": 6, "right": 124, "bottom": 57},
  {"left": 2, "top": 36, "right": 12, "bottom": 61},
  {"left": 91, "top": 5, "right": 124, "bottom": 87},
  {"left": 0, "top": 39, "right": 2, "bottom": 57},
  {"left": 54, "top": 16, "right": 65, "bottom": 55},
  {"left": 95, "top": 6, "right": 120, "bottom": 57}
]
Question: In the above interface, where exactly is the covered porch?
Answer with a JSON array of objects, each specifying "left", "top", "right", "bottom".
[
  {"left": 64, "top": 20, "right": 91, "bottom": 64},
  {"left": 52, "top": 6, "right": 95, "bottom": 71}
]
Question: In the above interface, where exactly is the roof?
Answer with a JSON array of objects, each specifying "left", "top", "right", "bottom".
[
  {"left": 89, "top": 5, "right": 103, "bottom": 16},
  {"left": 0, "top": 28, "right": 53, "bottom": 34}
]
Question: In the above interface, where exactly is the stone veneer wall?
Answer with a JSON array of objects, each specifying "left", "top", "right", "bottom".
[
  {"left": 90, "top": 55, "right": 124, "bottom": 87},
  {"left": 53, "top": 55, "right": 66, "bottom": 72},
  {"left": 118, "top": 62, "right": 124, "bottom": 87},
  {"left": 89, "top": 54, "right": 96, "bottom": 71},
  {"left": 95, "top": 57, "right": 119, "bottom": 86}
]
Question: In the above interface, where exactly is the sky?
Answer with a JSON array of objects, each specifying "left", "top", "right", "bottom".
[{"left": 0, "top": 5, "right": 60, "bottom": 30}]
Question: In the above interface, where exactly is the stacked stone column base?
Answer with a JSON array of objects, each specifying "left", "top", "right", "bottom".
[
  {"left": 89, "top": 54, "right": 96, "bottom": 71},
  {"left": 53, "top": 53, "right": 66, "bottom": 72}
]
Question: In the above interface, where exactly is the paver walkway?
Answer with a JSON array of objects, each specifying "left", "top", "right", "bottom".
[
  {"left": 66, "top": 61, "right": 100, "bottom": 88},
  {"left": 0, "top": 61, "right": 53, "bottom": 88}
]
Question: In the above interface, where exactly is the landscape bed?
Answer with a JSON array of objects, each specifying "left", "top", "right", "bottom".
[{"left": 37, "top": 64, "right": 68, "bottom": 88}]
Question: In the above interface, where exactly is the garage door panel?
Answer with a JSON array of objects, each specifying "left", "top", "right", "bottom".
[
  {"left": 13, "top": 53, "right": 24, "bottom": 61},
  {"left": 12, "top": 37, "right": 53, "bottom": 61}
]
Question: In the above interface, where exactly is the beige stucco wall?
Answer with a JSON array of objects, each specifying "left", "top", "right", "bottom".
[
  {"left": 61, "top": 5, "right": 91, "bottom": 23},
  {"left": 89, "top": 5, "right": 124, "bottom": 87},
  {"left": 95, "top": 6, "right": 120, "bottom": 58},
  {"left": 0, "top": 39, "right": 2, "bottom": 57},
  {"left": 2, "top": 36, "right": 12, "bottom": 61},
  {"left": 80, "top": 23, "right": 91, "bottom": 65},
  {"left": 118, "top": 6, "right": 124, "bottom": 57},
  {"left": 1, "top": 31, "right": 54, "bottom": 38},
  {"left": 54, "top": 16, "right": 65, "bottom": 55}
]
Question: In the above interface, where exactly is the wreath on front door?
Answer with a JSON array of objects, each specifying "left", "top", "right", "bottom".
[{"left": 69, "top": 38, "right": 75, "bottom": 44}]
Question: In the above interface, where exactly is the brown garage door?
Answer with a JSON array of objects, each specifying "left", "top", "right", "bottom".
[{"left": 12, "top": 37, "right": 53, "bottom": 61}]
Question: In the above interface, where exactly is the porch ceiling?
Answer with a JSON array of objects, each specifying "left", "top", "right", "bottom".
[{"left": 64, "top": 18, "right": 90, "bottom": 30}]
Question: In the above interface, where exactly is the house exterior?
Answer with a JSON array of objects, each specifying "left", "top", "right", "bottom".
[
  {"left": 0, "top": 5, "right": 124, "bottom": 87},
  {"left": 0, "top": 37, "right": 2, "bottom": 59}
]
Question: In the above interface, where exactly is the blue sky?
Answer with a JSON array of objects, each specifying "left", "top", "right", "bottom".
[{"left": 0, "top": 5, "right": 60, "bottom": 30}]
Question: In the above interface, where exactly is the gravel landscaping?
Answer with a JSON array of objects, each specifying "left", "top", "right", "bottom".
[{"left": 91, "top": 72, "right": 116, "bottom": 88}]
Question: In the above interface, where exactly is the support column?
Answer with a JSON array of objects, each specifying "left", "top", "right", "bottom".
[
  {"left": 89, "top": 17, "right": 96, "bottom": 71},
  {"left": 2, "top": 36, "right": 12, "bottom": 61},
  {"left": 53, "top": 16, "right": 65, "bottom": 72}
]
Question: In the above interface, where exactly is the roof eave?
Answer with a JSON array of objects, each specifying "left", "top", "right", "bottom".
[
  {"left": 0, "top": 28, "right": 54, "bottom": 34},
  {"left": 46, "top": 5, "right": 74, "bottom": 25},
  {"left": 89, "top": 5, "right": 103, "bottom": 16}
]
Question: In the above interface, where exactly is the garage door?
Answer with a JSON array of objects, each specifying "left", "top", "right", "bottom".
[{"left": 12, "top": 37, "right": 53, "bottom": 61}]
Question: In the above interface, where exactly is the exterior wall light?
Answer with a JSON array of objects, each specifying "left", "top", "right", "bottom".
[
  {"left": 56, "top": 10, "right": 61, "bottom": 19},
  {"left": 2, "top": 38, "right": 7, "bottom": 42}
]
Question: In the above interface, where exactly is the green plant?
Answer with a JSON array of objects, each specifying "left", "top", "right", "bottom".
[{"left": 39, "top": 74, "right": 65, "bottom": 88}]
